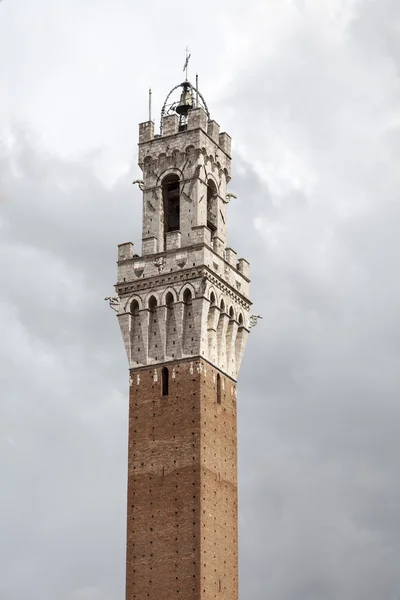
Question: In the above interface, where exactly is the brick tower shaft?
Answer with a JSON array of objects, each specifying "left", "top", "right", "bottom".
[{"left": 126, "top": 359, "right": 237, "bottom": 599}]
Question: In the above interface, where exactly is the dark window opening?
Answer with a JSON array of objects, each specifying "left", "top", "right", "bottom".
[
  {"left": 149, "top": 296, "right": 157, "bottom": 313},
  {"left": 207, "top": 179, "right": 217, "bottom": 235},
  {"left": 131, "top": 299, "right": 139, "bottom": 316},
  {"left": 162, "top": 367, "right": 169, "bottom": 397},
  {"left": 162, "top": 174, "right": 180, "bottom": 235},
  {"left": 166, "top": 292, "right": 174, "bottom": 308},
  {"left": 217, "top": 374, "right": 221, "bottom": 404},
  {"left": 183, "top": 288, "right": 193, "bottom": 306}
]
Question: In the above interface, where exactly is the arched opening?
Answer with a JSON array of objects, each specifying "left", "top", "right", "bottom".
[
  {"left": 162, "top": 367, "right": 169, "bottom": 396},
  {"left": 235, "top": 313, "right": 245, "bottom": 371},
  {"left": 207, "top": 179, "right": 217, "bottom": 236},
  {"left": 182, "top": 288, "right": 193, "bottom": 355},
  {"left": 226, "top": 307, "right": 236, "bottom": 373},
  {"left": 207, "top": 291, "right": 217, "bottom": 360},
  {"left": 148, "top": 296, "right": 158, "bottom": 360},
  {"left": 166, "top": 293, "right": 174, "bottom": 328},
  {"left": 162, "top": 174, "right": 180, "bottom": 237},
  {"left": 216, "top": 373, "right": 221, "bottom": 404},
  {"left": 165, "top": 292, "right": 178, "bottom": 358},
  {"left": 216, "top": 299, "right": 226, "bottom": 368},
  {"left": 149, "top": 296, "right": 157, "bottom": 312},
  {"left": 183, "top": 288, "right": 192, "bottom": 305},
  {"left": 130, "top": 300, "right": 141, "bottom": 364},
  {"left": 131, "top": 299, "right": 140, "bottom": 316}
]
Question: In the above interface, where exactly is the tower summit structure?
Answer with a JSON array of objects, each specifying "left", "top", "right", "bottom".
[{"left": 113, "top": 76, "right": 251, "bottom": 600}]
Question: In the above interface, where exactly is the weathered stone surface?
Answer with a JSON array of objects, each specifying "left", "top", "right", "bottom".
[{"left": 116, "top": 248, "right": 250, "bottom": 378}]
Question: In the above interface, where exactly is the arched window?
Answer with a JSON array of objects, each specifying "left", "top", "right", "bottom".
[
  {"left": 162, "top": 367, "right": 169, "bottom": 396},
  {"left": 182, "top": 288, "right": 193, "bottom": 355},
  {"left": 207, "top": 291, "right": 217, "bottom": 360},
  {"left": 216, "top": 299, "right": 226, "bottom": 368},
  {"left": 162, "top": 174, "right": 180, "bottom": 235},
  {"left": 130, "top": 300, "right": 141, "bottom": 364},
  {"left": 235, "top": 313, "right": 245, "bottom": 369},
  {"left": 148, "top": 296, "right": 158, "bottom": 360},
  {"left": 183, "top": 288, "right": 192, "bottom": 306},
  {"left": 165, "top": 292, "right": 177, "bottom": 358},
  {"left": 165, "top": 292, "right": 174, "bottom": 328},
  {"left": 130, "top": 299, "right": 140, "bottom": 316},
  {"left": 216, "top": 373, "right": 221, "bottom": 404},
  {"left": 226, "top": 307, "right": 236, "bottom": 371},
  {"left": 149, "top": 296, "right": 157, "bottom": 313},
  {"left": 207, "top": 179, "right": 217, "bottom": 235}
]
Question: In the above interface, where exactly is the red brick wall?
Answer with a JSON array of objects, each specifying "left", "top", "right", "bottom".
[{"left": 125, "top": 358, "right": 238, "bottom": 600}]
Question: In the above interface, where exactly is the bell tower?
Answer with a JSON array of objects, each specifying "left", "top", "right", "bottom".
[{"left": 113, "top": 77, "right": 251, "bottom": 600}]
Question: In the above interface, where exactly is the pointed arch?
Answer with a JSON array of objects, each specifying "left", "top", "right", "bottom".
[
  {"left": 207, "top": 290, "right": 218, "bottom": 362},
  {"left": 226, "top": 306, "right": 237, "bottom": 376},
  {"left": 148, "top": 296, "right": 157, "bottom": 312},
  {"left": 130, "top": 299, "right": 142, "bottom": 366},
  {"left": 178, "top": 282, "right": 196, "bottom": 302},
  {"left": 148, "top": 295, "right": 158, "bottom": 361},
  {"left": 182, "top": 288, "right": 194, "bottom": 355},
  {"left": 130, "top": 299, "right": 140, "bottom": 315},
  {"left": 216, "top": 299, "right": 227, "bottom": 369},
  {"left": 235, "top": 312, "right": 245, "bottom": 372},
  {"left": 209, "top": 290, "right": 217, "bottom": 306},
  {"left": 165, "top": 292, "right": 174, "bottom": 307},
  {"left": 162, "top": 173, "right": 180, "bottom": 236},
  {"left": 165, "top": 291, "right": 179, "bottom": 359},
  {"left": 183, "top": 288, "right": 192, "bottom": 304},
  {"left": 162, "top": 288, "right": 178, "bottom": 305},
  {"left": 123, "top": 293, "right": 143, "bottom": 313},
  {"left": 207, "top": 179, "right": 218, "bottom": 236}
]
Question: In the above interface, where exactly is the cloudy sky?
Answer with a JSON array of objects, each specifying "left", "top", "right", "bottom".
[{"left": 1, "top": 0, "right": 400, "bottom": 598}]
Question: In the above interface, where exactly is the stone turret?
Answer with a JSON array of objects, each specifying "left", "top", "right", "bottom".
[{"left": 114, "top": 81, "right": 250, "bottom": 380}]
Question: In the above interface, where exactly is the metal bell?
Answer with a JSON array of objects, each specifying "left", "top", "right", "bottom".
[{"left": 175, "top": 83, "right": 193, "bottom": 116}]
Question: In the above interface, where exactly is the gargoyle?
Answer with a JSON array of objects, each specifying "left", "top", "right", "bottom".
[
  {"left": 105, "top": 296, "right": 120, "bottom": 312},
  {"left": 224, "top": 192, "right": 237, "bottom": 204},
  {"left": 249, "top": 314, "right": 263, "bottom": 328},
  {"left": 132, "top": 179, "right": 145, "bottom": 192}
]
